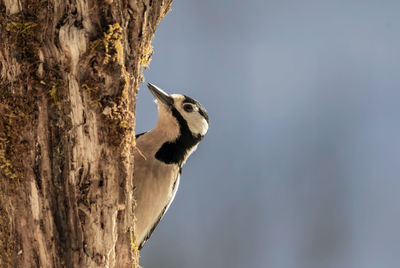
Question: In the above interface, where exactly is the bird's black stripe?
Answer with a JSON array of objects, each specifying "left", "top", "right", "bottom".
[
  {"left": 182, "top": 96, "right": 197, "bottom": 104},
  {"left": 155, "top": 106, "right": 203, "bottom": 165}
]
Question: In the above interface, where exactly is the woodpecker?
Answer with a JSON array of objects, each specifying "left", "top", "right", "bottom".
[{"left": 133, "top": 83, "right": 209, "bottom": 249}]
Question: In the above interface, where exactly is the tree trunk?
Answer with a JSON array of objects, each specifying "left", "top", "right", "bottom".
[{"left": 0, "top": 0, "right": 171, "bottom": 267}]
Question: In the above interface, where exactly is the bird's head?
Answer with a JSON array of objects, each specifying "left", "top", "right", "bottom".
[{"left": 147, "top": 83, "right": 209, "bottom": 140}]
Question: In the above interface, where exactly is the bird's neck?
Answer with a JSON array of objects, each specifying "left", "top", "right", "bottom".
[
  {"left": 153, "top": 108, "right": 203, "bottom": 165},
  {"left": 153, "top": 108, "right": 180, "bottom": 143}
]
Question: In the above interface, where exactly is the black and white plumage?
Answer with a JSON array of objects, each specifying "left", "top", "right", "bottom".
[{"left": 133, "top": 83, "right": 209, "bottom": 249}]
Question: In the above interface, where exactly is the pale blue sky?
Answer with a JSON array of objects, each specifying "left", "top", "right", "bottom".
[{"left": 136, "top": 1, "right": 400, "bottom": 267}]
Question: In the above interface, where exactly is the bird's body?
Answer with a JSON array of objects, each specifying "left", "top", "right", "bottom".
[{"left": 133, "top": 83, "right": 209, "bottom": 249}]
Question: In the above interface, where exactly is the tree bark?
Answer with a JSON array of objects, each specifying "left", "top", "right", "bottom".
[{"left": 0, "top": 0, "right": 171, "bottom": 267}]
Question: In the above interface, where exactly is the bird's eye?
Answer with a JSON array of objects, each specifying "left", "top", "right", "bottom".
[{"left": 183, "top": 104, "right": 194, "bottom": 113}]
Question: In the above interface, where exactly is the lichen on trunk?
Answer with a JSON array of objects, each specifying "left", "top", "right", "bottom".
[{"left": 0, "top": 0, "right": 172, "bottom": 267}]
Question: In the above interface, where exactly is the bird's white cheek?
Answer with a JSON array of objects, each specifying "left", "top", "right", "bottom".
[
  {"left": 188, "top": 118, "right": 208, "bottom": 136},
  {"left": 199, "top": 119, "right": 209, "bottom": 136}
]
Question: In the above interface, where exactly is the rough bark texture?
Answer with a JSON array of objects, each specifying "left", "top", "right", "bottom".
[{"left": 0, "top": 0, "right": 172, "bottom": 267}]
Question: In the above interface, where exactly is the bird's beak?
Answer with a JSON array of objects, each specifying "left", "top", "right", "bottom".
[{"left": 147, "top": 83, "right": 173, "bottom": 107}]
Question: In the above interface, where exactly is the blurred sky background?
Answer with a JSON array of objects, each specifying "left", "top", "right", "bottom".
[{"left": 135, "top": 1, "right": 400, "bottom": 267}]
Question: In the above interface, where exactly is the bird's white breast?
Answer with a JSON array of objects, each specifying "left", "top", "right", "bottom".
[
  {"left": 133, "top": 135, "right": 181, "bottom": 245},
  {"left": 164, "top": 173, "right": 180, "bottom": 215}
]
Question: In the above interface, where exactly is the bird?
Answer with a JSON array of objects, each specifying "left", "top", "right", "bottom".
[{"left": 133, "top": 83, "right": 209, "bottom": 249}]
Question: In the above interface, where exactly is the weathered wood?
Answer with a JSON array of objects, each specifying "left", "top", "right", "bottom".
[{"left": 0, "top": 0, "right": 172, "bottom": 267}]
